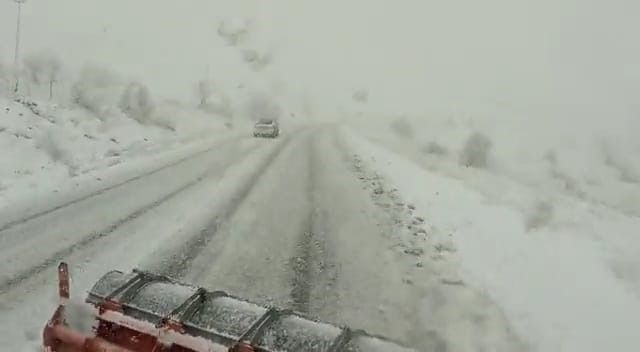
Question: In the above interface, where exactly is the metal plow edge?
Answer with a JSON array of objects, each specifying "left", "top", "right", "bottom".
[{"left": 43, "top": 263, "right": 417, "bottom": 352}]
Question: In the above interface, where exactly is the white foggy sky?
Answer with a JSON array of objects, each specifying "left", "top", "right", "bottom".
[{"left": 1, "top": 0, "right": 639, "bottom": 115}]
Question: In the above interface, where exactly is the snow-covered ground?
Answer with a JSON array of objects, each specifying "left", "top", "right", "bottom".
[
  {"left": 349, "top": 110, "right": 640, "bottom": 217},
  {"left": 0, "top": 135, "right": 269, "bottom": 351},
  {"left": 1, "top": 1, "right": 639, "bottom": 351},
  {"left": 344, "top": 114, "right": 640, "bottom": 351},
  {"left": 0, "top": 125, "right": 527, "bottom": 352},
  {"left": 0, "top": 107, "right": 638, "bottom": 351},
  {"left": 0, "top": 95, "right": 242, "bottom": 217}
]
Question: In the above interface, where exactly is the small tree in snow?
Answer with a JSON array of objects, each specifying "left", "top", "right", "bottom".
[
  {"left": 195, "top": 80, "right": 233, "bottom": 118},
  {"left": 217, "top": 18, "right": 249, "bottom": 46},
  {"left": 0, "top": 63, "right": 10, "bottom": 95},
  {"left": 352, "top": 89, "right": 369, "bottom": 104},
  {"left": 119, "top": 82, "right": 153, "bottom": 123},
  {"left": 390, "top": 117, "right": 414, "bottom": 139},
  {"left": 71, "top": 66, "right": 121, "bottom": 118},
  {"left": 241, "top": 48, "right": 272, "bottom": 71},
  {"left": 23, "top": 49, "right": 62, "bottom": 100},
  {"left": 195, "top": 80, "right": 213, "bottom": 107},
  {"left": 206, "top": 91, "right": 233, "bottom": 118},
  {"left": 459, "top": 132, "right": 493, "bottom": 168}
]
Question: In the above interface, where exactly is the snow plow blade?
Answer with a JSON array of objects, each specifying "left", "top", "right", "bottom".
[{"left": 44, "top": 263, "right": 417, "bottom": 352}]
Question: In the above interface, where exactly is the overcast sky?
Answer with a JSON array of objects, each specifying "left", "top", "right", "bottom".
[{"left": 1, "top": 0, "right": 639, "bottom": 116}]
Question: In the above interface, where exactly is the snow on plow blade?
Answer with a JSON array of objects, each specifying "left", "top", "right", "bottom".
[{"left": 44, "top": 263, "right": 417, "bottom": 352}]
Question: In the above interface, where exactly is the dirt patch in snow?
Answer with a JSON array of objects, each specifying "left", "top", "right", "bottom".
[{"left": 351, "top": 153, "right": 458, "bottom": 262}]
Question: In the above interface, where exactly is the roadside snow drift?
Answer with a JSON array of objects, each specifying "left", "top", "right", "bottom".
[
  {"left": 344, "top": 126, "right": 640, "bottom": 352},
  {"left": 0, "top": 96, "right": 235, "bottom": 213}
]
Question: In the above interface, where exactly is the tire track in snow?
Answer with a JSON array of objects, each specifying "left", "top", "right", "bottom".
[
  {"left": 289, "top": 222, "right": 332, "bottom": 314},
  {"left": 289, "top": 138, "right": 316, "bottom": 313},
  {"left": 155, "top": 136, "right": 295, "bottom": 279},
  {"left": 0, "top": 136, "right": 245, "bottom": 233},
  {"left": 289, "top": 133, "right": 336, "bottom": 314},
  {"left": 289, "top": 231, "right": 315, "bottom": 313},
  {"left": 0, "top": 142, "right": 261, "bottom": 294}
]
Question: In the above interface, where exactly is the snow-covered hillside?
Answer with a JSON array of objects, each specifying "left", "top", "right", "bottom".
[
  {"left": 345, "top": 112, "right": 640, "bottom": 351},
  {"left": 351, "top": 110, "right": 640, "bottom": 216},
  {"left": 0, "top": 95, "right": 240, "bottom": 216}
]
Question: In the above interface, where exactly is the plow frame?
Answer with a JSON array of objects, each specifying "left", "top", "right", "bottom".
[{"left": 43, "top": 263, "right": 415, "bottom": 352}]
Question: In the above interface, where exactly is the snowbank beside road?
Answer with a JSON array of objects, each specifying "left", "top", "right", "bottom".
[
  {"left": 0, "top": 96, "right": 241, "bottom": 217},
  {"left": 350, "top": 109, "right": 640, "bottom": 217},
  {"left": 344, "top": 128, "right": 640, "bottom": 352}
]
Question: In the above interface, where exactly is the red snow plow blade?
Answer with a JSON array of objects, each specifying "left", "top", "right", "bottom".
[{"left": 44, "top": 263, "right": 416, "bottom": 352}]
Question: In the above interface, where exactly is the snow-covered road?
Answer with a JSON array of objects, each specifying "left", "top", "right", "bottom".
[{"left": 0, "top": 127, "right": 523, "bottom": 351}]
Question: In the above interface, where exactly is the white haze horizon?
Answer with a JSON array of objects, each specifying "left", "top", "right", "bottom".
[{"left": 1, "top": 0, "right": 639, "bottom": 119}]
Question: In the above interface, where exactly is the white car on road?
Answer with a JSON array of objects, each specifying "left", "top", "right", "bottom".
[{"left": 253, "top": 119, "right": 280, "bottom": 138}]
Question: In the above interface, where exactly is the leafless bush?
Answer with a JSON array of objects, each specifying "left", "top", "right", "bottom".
[
  {"left": 195, "top": 80, "right": 213, "bottom": 107},
  {"left": 71, "top": 66, "right": 121, "bottom": 118},
  {"left": 601, "top": 144, "right": 640, "bottom": 184},
  {"left": 545, "top": 149, "right": 587, "bottom": 198},
  {"left": 217, "top": 18, "right": 250, "bottom": 46},
  {"left": 195, "top": 80, "right": 233, "bottom": 118},
  {"left": 23, "top": 49, "right": 62, "bottom": 99},
  {"left": 0, "top": 63, "right": 10, "bottom": 96},
  {"left": 544, "top": 150, "right": 557, "bottom": 164},
  {"left": 150, "top": 117, "right": 176, "bottom": 132},
  {"left": 241, "top": 49, "right": 272, "bottom": 71},
  {"left": 36, "top": 132, "right": 77, "bottom": 175},
  {"left": 459, "top": 132, "right": 492, "bottom": 168},
  {"left": 352, "top": 89, "right": 369, "bottom": 103},
  {"left": 147, "top": 105, "right": 178, "bottom": 132},
  {"left": 526, "top": 200, "right": 554, "bottom": 230},
  {"left": 36, "top": 132, "right": 65, "bottom": 162},
  {"left": 205, "top": 93, "right": 233, "bottom": 118},
  {"left": 119, "top": 82, "right": 153, "bottom": 123},
  {"left": 423, "top": 141, "right": 448, "bottom": 156},
  {"left": 390, "top": 117, "right": 414, "bottom": 139}
]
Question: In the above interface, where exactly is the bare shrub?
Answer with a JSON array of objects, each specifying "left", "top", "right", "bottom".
[
  {"left": 0, "top": 63, "right": 10, "bottom": 96},
  {"left": 147, "top": 105, "right": 178, "bottom": 132},
  {"left": 526, "top": 200, "right": 554, "bottom": 230},
  {"left": 390, "top": 117, "right": 414, "bottom": 139},
  {"left": 545, "top": 149, "right": 587, "bottom": 198},
  {"left": 204, "top": 93, "right": 233, "bottom": 118},
  {"left": 217, "top": 18, "right": 250, "bottom": 46},
  {"left": 195, "top": 80, "right": 233, "bottom": 118},
  {"left": 459, "top": 132, "right": 492, "bottom": 168},
  {"left": 352, "top": 89, "right": 369, "bottom": 103},
  {"left": 195, "top": 80, "right": 213, "bottom": 107},
  {"left": 241, "top": 49, "right": 272, "bottom": 71},
  {"left": 36, "top": 132, "right": 77, "bottom": 175},
  {"left": 119, "top": 82, "right": 153, "bottom": 123},
  {"left": 601, "top": 144, "right": 640, "bottom": 184},
  {"left": 423, "top": 141, "right": 448, "bottom": 156},
  {"left": 23, "top": 49, "right": 62, "bottom": 99},
  {"left": 70, "top": 66, "right": 121, "bottom": 118},
  {"left": 36, "top": 132, "right": 65, "bottom": 162}
]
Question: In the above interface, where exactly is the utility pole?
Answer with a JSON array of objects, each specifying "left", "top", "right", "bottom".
[{"left": 13, "top": 0, "right": 27, "bottom": 94}]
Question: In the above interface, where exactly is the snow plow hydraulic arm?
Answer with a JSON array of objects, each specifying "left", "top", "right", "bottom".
[{"left": 43, "top": 263, "right": 417, "bottom": 352}]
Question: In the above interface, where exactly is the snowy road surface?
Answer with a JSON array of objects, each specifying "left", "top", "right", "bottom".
[{"left": 0, "top": 127, "right": 524, "bottom": 351}]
